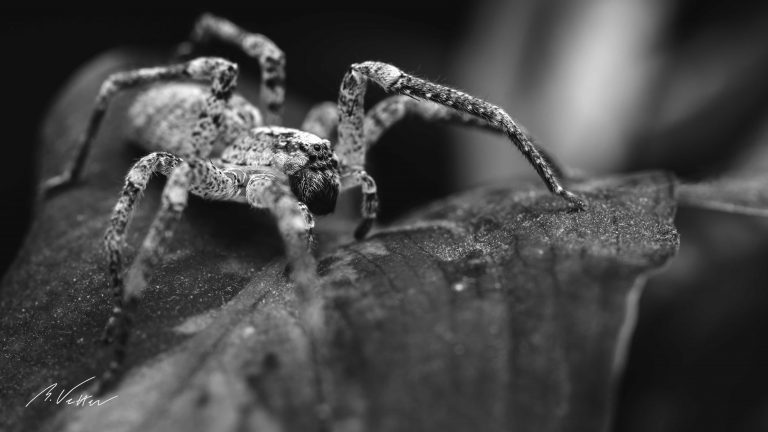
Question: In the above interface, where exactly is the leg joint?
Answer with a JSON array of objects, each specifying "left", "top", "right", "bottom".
[{"left": 353, "top": 61, "right": 403, "bottom": 90}]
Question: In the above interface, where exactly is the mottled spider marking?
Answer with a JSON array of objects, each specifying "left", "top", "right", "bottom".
[
  {"left": 100, "top": 155, "right": 246, "bottom": 388},
  {"left": 125, "top": 163, "right": 193, "bottom": 296},
  {"left": 100, "top": 162, "right": 194, "bottom": 389},
  {"left": 221, "top": 127, "right": 341, "bottom": 214},
  {"left": 337, "top": 67, "right": 368, "bottom": 167},
  {"left": 102, "top": 153, "right": 240, "bottom": 340},
  {"left": 338, "top": 61, "right": 586, "bottom": 210},
  {"left": 246, "top": 173, "right": 314, "bottom": 247},
  {"left": 179, "top": 13, "right": 286, "bottom": 124},
  {"left": 129, "top": 83, "right": 263, "bottom": 156},
  {"left": 104, "top": 153, "right": 182, "bottom": 294},
  {"left": 221, "top": 127, "right": 326, "bottom": 166},
  {"left": 302, "top": 95, "right": 489, "bottom": 153},
  {"left": 101, "top": 153, "right": 186, "bottom": 365},
  {"left": 363, "top": 95, "right": 486, "bottom": 145},
  {"left": 363, "top": 95, "right": 565, "bottom": 180},
  {"left": 183, "top": 58, "right": 239, "bottom": 155},
  {"left": 41, "top": 57, "right": 241, "bottom": 198},
  {"left": 341, "top": 169, "right": 379, "bottom": 239}
]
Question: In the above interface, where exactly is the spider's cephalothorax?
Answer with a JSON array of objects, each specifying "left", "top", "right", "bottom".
[
  {"left": 41, "top": 13, "right": 586, "bottom": 393},
  {"left": 220, "top": 127, "right": 341, "bottom": 215}
]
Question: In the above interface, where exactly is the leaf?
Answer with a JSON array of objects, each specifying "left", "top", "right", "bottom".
[
  {"left": 678, "top": 175, "right": 768, "bottom": 217},
  {"left": 0, "top": 51, "right": 679, "bottom": 432}
]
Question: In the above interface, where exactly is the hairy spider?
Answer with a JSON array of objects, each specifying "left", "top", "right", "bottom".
[{"left": 42, "top": 13, "right": 586, "bottom": 391}]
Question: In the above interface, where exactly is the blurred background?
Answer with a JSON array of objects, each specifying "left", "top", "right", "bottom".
[{"left": 2, "top": 2, "right": 768, "bottom": 431}]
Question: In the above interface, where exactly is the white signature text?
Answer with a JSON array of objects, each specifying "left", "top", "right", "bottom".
[{"left": 26, "top": 376, "right": 118, "bottom": 408}]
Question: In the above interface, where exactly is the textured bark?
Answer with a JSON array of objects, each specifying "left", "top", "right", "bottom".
[{"left": 0, "top": 51, "right": 679, "bottom": 432}]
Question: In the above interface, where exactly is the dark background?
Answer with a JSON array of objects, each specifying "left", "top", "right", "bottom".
[{"left": 2, "top": 4, "right": 768, "bottom": 432}]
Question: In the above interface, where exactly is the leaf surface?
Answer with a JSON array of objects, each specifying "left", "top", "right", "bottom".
[{"left": 0, "top": 51, "right": 679, "bottom": 432}]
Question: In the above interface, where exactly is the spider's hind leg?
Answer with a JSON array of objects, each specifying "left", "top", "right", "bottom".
[
  {"left": 175, "top": 13, "right": 286, "bottom": 125},
  {"left": 41, "top": 56, "right": 239, "bottom": 199}
]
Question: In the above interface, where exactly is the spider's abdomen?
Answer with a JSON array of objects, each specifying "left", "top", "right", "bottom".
[{"left": 127, "top": 83, "right": 262, "bottom": 157}]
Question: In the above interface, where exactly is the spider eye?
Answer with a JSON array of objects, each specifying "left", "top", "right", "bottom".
[{"left": 313, "top": 144, "right": 322, "bottom": 152}]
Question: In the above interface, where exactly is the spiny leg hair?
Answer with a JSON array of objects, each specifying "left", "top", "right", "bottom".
[
  {"left": 99, "top": 154, "right": 241, "bottom": 391},
  {"left": 41, "top": 56, "right": 239, "bottom": 197},
  {"left": 176, "top": 13, "right": 286, "bottom": 125},
  {"left": 336, "top": 61, "right": 586, "bottom": 210}
]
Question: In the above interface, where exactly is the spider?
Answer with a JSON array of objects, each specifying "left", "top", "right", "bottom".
[{"left": 42, "top": 13, "right": 586, "bottom": 390}]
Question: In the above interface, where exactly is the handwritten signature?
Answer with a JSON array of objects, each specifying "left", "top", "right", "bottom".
[{"left": 26, "top": 377, "right": 118, "bottom": 408}]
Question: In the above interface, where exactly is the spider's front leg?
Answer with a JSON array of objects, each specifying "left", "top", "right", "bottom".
[
  {"left": 340, "top": 169, "right": 379, "bottom": 240},
  {"left": 102, "top": 152, "right": 182, "bottom": 343},
  {"left": 175, "top": 13, "right": 286, "bottom": 125},
  {"left": 300, "top": 103, "right": 380, "bottom": 239},
  {"left": 99, "top": 154, "right": 240, "bottom": 391},
  {"left": 244, "top": 172, "right": 330, "bottom": 414},
  {"left": 245, "top": 173, "right": 318, "bottom": 327},
  {"left": 334, "top": 61, "right": 586, "bottom": 234},
  {"left": 302, "top": 94, "right": 568, "bottom": 239}
]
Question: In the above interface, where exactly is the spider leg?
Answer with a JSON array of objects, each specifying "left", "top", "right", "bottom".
[
  {"left": 41, "top": 56, "right": 239, "bottom": 197},
  {"left": 302, "top": 96, "right": 486, "bottom": 148},
  {"left": 336, "top": 61, "right": 586, "bottom": 210},
  {"left": 244, "top": 172, "right": 328, "bottom": 417},
  {"left": 301, "top": 101, "right": 339, "bottom": 140},
  {"left": 246, "top": 173, "right": 317, "bottom": 305},
  {"left": 362, "top": 96, "right": 566, "bottom": 179},
  {"left": 99, "top": 155, "right": 240, "bottom": 391},
  {"left": 301, "top": 95, "right": 562, "bottom": 239},
  {"left": 303, "top": 95, "right": 543, "bottom": 152},
  {"left": 297, "top": 201, "right": 317, "bottom": 250},
  {"left": 175, "top": 13, "right": 286, "bottom": 125},
  {"left": 102, "top": 152, "right": 182, "bottom": 344},
  {"left": 340, "top": 169, "right": 379, "bottom": 240}
]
